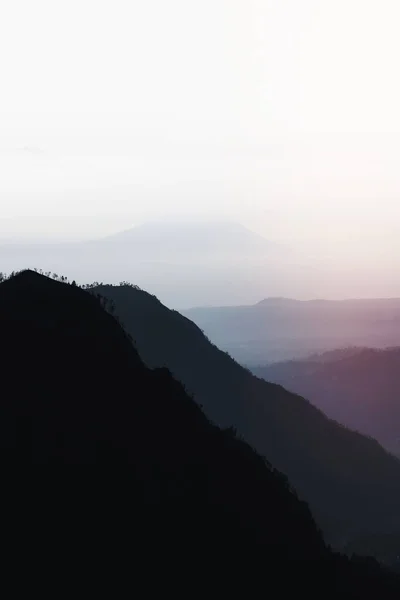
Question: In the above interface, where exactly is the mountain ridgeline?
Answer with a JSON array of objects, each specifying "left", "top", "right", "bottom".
[
  {"left": 92, "top": 283, "right": 400, "bottom": 549},
  {"left": 251, "top": 347, "right": 400, "bottom": 457},
  {"left": 0, "top": 270, "right": 399, "bottom": 594}
]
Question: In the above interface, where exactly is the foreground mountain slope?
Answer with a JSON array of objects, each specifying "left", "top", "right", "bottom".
[
  {"left": 0, "top": 270, "right": 328, "bottom": 584},
  {"left": 3, "top": 271, "right": 400, "bottom": 593},
  {"left": 252, "top": 347, "right": 400, "bottom": 456},
  {"left": 93, "top": 284, "right": 400, "bottom": 546}
]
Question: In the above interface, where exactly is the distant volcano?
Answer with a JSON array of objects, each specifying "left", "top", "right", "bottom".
[{"left": 96, "top": 219, "right": 276, "bottom": 260}]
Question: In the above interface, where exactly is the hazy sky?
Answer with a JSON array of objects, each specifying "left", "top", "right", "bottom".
[{"left": 1, "top": 0, "right": 400, "bottom": 271}]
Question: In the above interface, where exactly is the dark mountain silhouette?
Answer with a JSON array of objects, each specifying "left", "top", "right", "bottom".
[
  {"left": 3, "top": 270, "right": 400, "bottom": 594},
  {"left": 92, "top": 283, "right": 400, "bottom": 551},
  {"left": 252, "top": 347, "right": 400, "bottom": 457},
  {"left": 343, "top": 533, "right": 400, "bottom": 571},
  {"left": 183, "top": 297, "right": 400, "bottom": 363},
  {"left": 2, "top": 270, "right": 400, "bottom": 594}
]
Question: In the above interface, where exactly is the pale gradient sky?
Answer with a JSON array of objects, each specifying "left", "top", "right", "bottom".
[{"left": 1, "top": 0, "right": 400, "bottom": 281}]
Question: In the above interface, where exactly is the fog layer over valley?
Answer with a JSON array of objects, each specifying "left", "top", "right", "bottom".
[{"left": 183, "top": 298, "right": 400, "bottom": 364}]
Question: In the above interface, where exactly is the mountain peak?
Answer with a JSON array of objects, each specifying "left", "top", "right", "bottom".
[
  {"left": 98, "top": 219, "right": 274, "bottom": 255},
  {"left": 256, "top": 297, "right": 299, "bottom": 306}
]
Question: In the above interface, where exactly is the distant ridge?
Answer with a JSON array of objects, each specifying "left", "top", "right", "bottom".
[
  {"left": 256, "top": 296, "right": 400, "bottom": 306},
  {"left": 253, "top": 346, "right": 400, "bottom": 457},
  {"left": 184, "top": 296, "right": 400, "bottom": 363},
  {"left": 256, "top": 297, "right": 301, "bottom": 306}
]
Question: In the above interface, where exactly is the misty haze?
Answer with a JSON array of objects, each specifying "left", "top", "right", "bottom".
[{"left": 1, "top": 0, "right": 400, "bottom": 593}]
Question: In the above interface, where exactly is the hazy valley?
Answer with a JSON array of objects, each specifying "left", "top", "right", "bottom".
[{"left": 184, "top": 298, "right": 400, "bottom": 364}]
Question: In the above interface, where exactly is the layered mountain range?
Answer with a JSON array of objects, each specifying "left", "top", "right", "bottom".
[
  {"left": 1, "top": 269, "right": 400, "bottom": 593},
  {"left": 91, "top": 282, "right": 400, "bottom": 549}
]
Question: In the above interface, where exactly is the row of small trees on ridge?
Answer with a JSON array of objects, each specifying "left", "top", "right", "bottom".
[{"left": 0, "top": 267, "right": 138, "bottom": 345}]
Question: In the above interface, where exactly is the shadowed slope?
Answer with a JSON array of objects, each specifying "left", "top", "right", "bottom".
[
  {"left": 252, "top": 347, "right": 400, "bottom": 457},
  {"left": 0, "top": 271, "right": 326, "bottom": 577},
  {"left": 93, "top": 284, "right": 400, "bottom": 547},
  {"left": 1, "top": 271, "right": 400, "bottom": 594}
]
